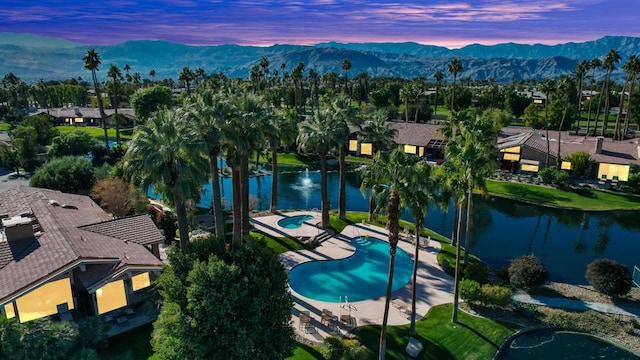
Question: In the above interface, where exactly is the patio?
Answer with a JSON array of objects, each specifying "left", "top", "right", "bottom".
[{"left": 251, "top": 214, "right": 455, "bottom": 344}]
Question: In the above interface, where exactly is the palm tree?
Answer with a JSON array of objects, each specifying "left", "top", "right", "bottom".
[
  {"left": 538, "top": 79, "right": 555, "bottom": 167},
  {"left": 574, "top": 60, "right": 589, "bottom": 114},
  {"left": 107, "top": 64, "right": 123, "bottom": 146},
  {"left": 259, "top": 57, "right": 270, "bottom": 88},
  {"left": 330, "top": 95, "right": 361, "bottom": 219},
  {"left": 358, "top": 110, "right": 397, "bottom": 222},
  {"left": 184, "top": 89, "right": 230, "bottom": 238},
  {"left": 297, "top": 108, "right": 341, "bottom": 228},
  {"left": 447, "top": 58, "right": 463, "bottom": 112},
  {"left": 598, "top": 49, "right": 621, "bottom": 136},
  {"left": 149, "top": 69, "right": 156, "bottom": 84},
  {"left": 433, "top": 70, "right": 444, "bottom": 114},
  {"left": 622, "top": 55, "right": 640, "bottom": 137},
  {"left": 615, "top": 55, "right": 639, "bottom": 140},
  {"left": 179, "top": 67, "right": 194, "bottom": 95},
  {"left": 125, "top": 107, "right": 208, "bottom": 251},
  {"left": 341, "top": 59, "right": 352, "bottom": 96},
  {"left": 361, "top": 148, "right": 414, "bottom": 360},
  {"left": 83, "top": 49, "right": 110, "bottom": 156},
  {"left": 585, "top": 57, "right": 601, "bottom": 137},
  {"left": 400, "top": 83, "right": 412, "bottom": 122},
  {"left": 269, "top": 108, "right": 298, "bottom": 213}
]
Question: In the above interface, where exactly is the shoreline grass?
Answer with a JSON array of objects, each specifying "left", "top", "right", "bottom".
[{"left": 484, "top": 180, "right": 640, "bottom": 211}]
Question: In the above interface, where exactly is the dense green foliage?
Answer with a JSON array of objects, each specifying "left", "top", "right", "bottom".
[
  {"left": 130, "top": 85, "right": 173, "bottom": 121},
  {"left": 29, "top": 156, "right": 95, "bottom": 193},
  {"left": 585, "top": 258, "right": 632, "bottom": 297},
  {"left": 320, "top": 335, "right": 367, "bottom": 360},
  {"left": 463, "top": 262, "right": 490, "bottom": 284},
  {"left": 564, "top": 151, "right": 593, "bottom": 178},
  {"left": 508, "top": 255, "right": 548, "bottom": 289},
  {"left": 22, "top": 114, "right": 59, "bottom": 146},
  {"left": 49, "top": 130, "right": 97, "bottom": 158},
  {"left": 152, "top": 235, "right": 295, "bottom": 360},
  {"left": 538, "top": 167, "right": 568, "bottom": 185},
  {"left": 480, "top": 284, "right": 513, "bottom": 307}
]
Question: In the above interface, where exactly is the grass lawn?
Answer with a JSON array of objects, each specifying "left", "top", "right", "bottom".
[
  {"left": 485, "top": 179, "right": 640, "bottom": 211},
  {"left": 250, "top": 231, "right": 312, "bottom": 254},
  {"left": 55, "top": 125, "right": 134, "bottom": 141},
  {"left": 355, "top": 304, "right": 520, "bottom": 360}
]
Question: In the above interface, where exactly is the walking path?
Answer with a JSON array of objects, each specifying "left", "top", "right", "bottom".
[
  {"left": 513, "top": 294, "right": 640, "bottom": 317},
  {"left": 251, "top": 211, "right": 454, "bottom": 344}
]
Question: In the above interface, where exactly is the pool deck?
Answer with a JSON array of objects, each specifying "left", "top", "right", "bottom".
[{"left": 251, "top": 211, "right": 455, "bottom": 344}]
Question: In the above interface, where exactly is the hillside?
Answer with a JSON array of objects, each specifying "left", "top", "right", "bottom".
[{"left": 0, "top": 33, "right": 637, "bottom": 83}]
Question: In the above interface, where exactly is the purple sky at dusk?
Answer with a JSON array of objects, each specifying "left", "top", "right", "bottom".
[{"left": 1, "top": 0, "right": 638, "bottom": 48}]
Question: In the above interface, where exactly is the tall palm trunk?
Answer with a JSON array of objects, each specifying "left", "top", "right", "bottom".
[
  {"left": 378, "top": 191, "right": 399, "bottom": 360},
  {"left": 613, "top": 79, "right": 628, "bottom": 140},
  {"left": 585, "top": 68, "right": 597, "bottom": 137},
  {"left": 601, "top": 73, "right": 613, "bottom": 136},
  {"left": 623, "top": 75, "right": 637, "bottom": 137},
  {"left": 209, "top": 153, "right": 225, "bottom": 238},
  {"left": 173, "top": 191, "right": 190, "bottom": 251},
  {"left": 463, "top": 185, "right": 473, "bottom": 265},
  {"left": 593, "top": 81, "right": 606, "bottom": 136},
  {"left": 451, "top": 201, "right": 464, "bottom": 323},
  {"left": 338, "top": 145, "right": 347, "bottom": 219},
  {"left": 241, "top": 154, "right": 251, "bottom": 238},
  {"left": 270, "top": 146, "right": 278, "bottom": 213},
  {"left": 92, "top": 70, "right": 110, "bottom": 157},
  {"left": 544, "top": 97, "right": 550, "bottom": 168},
  {"left": 556, "top": 108, "right": 568, "bottom": 169},
  {"left": 319, "top": 153, "right": 329, "bottom": 228},
  {"left": 409, "top": 219, "right": 423, "bottom": 337},
  {"left": 451, "top": 76, "right": 457, "bottom": 112},
  {"left": 231, "top": 165, "right": 242, "bottom": 240},
  {"left": 368, "top": 190, "right": 376, "bottom": 222},
  {"left": 451, "top": 200, "right": 459, "bottom": 246},
  {"left": 113, "top": 82, "right": 121, "bottom": 146}
]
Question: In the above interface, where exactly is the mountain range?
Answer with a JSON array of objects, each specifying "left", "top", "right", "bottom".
[{"left": 1, "top": 33, "right": 638, "bottom": 84}]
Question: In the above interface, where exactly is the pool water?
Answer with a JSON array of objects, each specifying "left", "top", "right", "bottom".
[
  {"left": 288, "top": 236, "right": 414, "bottom": 302},
  {"left": 498, "top": 329, "right": 638, "bottom": 359},
  {"left": 277, "top": 214, "right": 314, "bottom": 229}
]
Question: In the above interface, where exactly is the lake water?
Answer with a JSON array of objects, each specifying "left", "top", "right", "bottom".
[{"left": 150, "top": 169, "right": 640, "bottom": 285}]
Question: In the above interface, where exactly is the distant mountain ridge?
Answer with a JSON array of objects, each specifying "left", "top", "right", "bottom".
[{"left": 0, "top": 33, "right": 638, "bottom": 83}]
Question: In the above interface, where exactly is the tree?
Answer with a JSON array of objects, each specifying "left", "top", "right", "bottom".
[
  {"left": 574, "top": 60, "right": 589, "bottom": 114},
  {"left": 585, "top": 57, "right": 601, "bottom": 136},
  {"left": 30, "top": 156, "right": 95, "bottom": 193},
  {"left": 12, "top": 125, "right": 39, "bottom": 167},
  {"left": 22, "top": 114, "right": 59, "bottom": 146},
  {"left": 616, "top": 55, "right": 640, "bottom": 140},
  {"left": 341, "top": 58, "right": 352, "bottom": 96},
  {"left": 433, "top": 70, "right": 444, "bottom": 114},
  {"left": 358, "top": 110, "right": 397, "bottom": 222},
  {"left": 504, "top": 89, "right": 530, "bottom": 118},
  {"left": 107, "top": 64, "right": 123, "bottom": 145},
  {"left": 125, "top": 107, "right": 209, "bottom": 251},
  {"left": 622, "top": 57, "right": 640, "bottom": 137},
  {"left": 447, "top": 58, "right": 463, "bottom": 113},
  {"left": 130, "top": 85, "right": 173, "bottom": 121},
  {"left": 522, "top": 103, "right": 544, "bottom": 128},
  {"left": 49, "top": 130, "right": 97, "bottom": 158},
  {"left": 185, "top": 89, "right": 230, "bottom": 239},
  {"left": 586, "top": 259, "right": 632, "bottom": 297},
  {"left": 297, "top": 108, "right": 341, "bottom": 229},
  {"left": 509, "top": 255, "right": 548, "bottom": 289},
  {"left": 599, "top": 49, "right": 621, "bottom": 136},
  {"left": 179, "top": 67, "right": 194, "bottom": 95},
  {"left": 90, "top": 177, "right": 134, "bottom": 217},
  {"left": 538, "top": 78, "right": 555, "bottom": 167},
  {"left": 83, "top": 49, "right": 110, "bottom": 157},
  {"left": 361, "top": 148, "right": 416, "bottom": 360},
  {"left": 564, "top": 151, "right": 593, "bottom": 178},
  {"left": 152, "top": 235, "right": 295, "bottom": 360}
]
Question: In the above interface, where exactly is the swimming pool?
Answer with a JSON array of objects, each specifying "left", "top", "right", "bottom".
[
  {"left": 497, "top": 329, "right": 638, "bottom": 359},
  {"left": 288, "top": 236, "right": 414, "bottom": 302},
  {"left": 277, "top": 214, "right": 314, "bottom": 229}
]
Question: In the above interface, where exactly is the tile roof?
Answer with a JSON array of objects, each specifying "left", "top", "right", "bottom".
[
  {"left": 0, "top": 187, "right": 163, "bottom": 303},
  {"left": 79, "top": 215, "right": 165, "bottom": 246},
  {"left": 388, "top": 122, "right": 443, "bottom": 147}
]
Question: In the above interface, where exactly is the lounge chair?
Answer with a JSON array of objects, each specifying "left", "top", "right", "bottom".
[
  {"left": 299, "top": 310, "right": 314, "bottom": 333},
  {"left": 321, "top": 309, "right": 333, "bottom": 326}
]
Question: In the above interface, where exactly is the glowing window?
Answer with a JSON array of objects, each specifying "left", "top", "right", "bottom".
[
  {"left": 96, "top": 280, "right": 127, "bottom": 315},
  {"left": 500, "top": 146, "right": 521, "bottom": 154},
  {"left": 404, "top": 145, "right": 417, "bottom": 154},
  {"left": 360, "top": 143, "right": 373, "bottom": 156},
  {"left": 598, "top": 163, "right": 630, "bottom": 181},
  {"left": 4, "top": 303, "right": 15, "bottom": 319},
  {"left": 132, "top": 273, "right": 151, "bottom": 291},
  {"left": 74, "top": 117, "right": 84, "bottom": 123},
  {"left": 15, "top": 278, "right": 74, "bottom": 323},
  {"left": 348, "top": 140, "right": 358, "bottom": 152},
  {"left": 534, "top": 99, "right": 543, "bottom": 104},
  {"left": 561, "top": 161, "right": 572, "bottom": 170},
  {"left": 503, "top": 153, "right": 520, "bottom": 161},
  {"left": 521, "top": 164, "right": 539, "bottom": 173},
  {"left": 418, "top": 147, "right": 424, "bottom": 157}
]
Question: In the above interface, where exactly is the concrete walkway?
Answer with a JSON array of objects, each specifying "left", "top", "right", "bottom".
[
  {"left": 251, "top": 212, "right": 454, "bottom": 344},
  {"left": 513, "top": 294, "right": 640, "bottom": 317}
]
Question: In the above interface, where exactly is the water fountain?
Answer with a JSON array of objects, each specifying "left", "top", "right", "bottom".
[{"left": 301, "top": 168, "right": 312, "bottom": 188}]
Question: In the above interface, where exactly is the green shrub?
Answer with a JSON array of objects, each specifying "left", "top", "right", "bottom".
[
  {"left": 29, "top": 156, "right": 95, "bottom": 193},
  {"left": 464, "top": 262, "right": 490, "bottom": 284},
  {"left": 619, "top": 173, "right": 640, "bottom": 194},
  {"left": 564, "top": 151, "right": 593, "bottom": 178},
  {"left": 585, "top": 259, "right": 632, "bottom": 297},
  {"left": 321, "top": 335, "right": 366, "bottom": 360},
  {"left": 480, "top": 284, "right": 512, "bottom": 307},
  {"left": 460, "top": 279, "right": 482, "bottom": 305},
  {"left": 508, "top": 255, "right": 548, "bottom": 289},
  {"left": 538, "top": 167, "right": 568, "bottom": 186},
  {"left": 513, "top": 302, "right": 538, "bottom": 318}
]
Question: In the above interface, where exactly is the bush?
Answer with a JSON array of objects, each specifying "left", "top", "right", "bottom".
[
  {"left": 538, "top": 167, "right": 568, "bottom": 186},
  {"left": 29, "top": 156, "right": 95, "bottom": 193},
  {"left": 585, "top": 259, "right": 632, "bottom": 297},
  {"left": 480, "top": 284, "right": 512, "bottom": 307},
  {"left": 320, "top": 335, "right": 366, "bottom": 360},
  {"left": 464, "top": 262, "right": 490, "bottom": 284},
  {"left": 460, "top": 279, "right": 482, "bottom": 305},
  {"left": 619, "top": 173, "right": 640, "bottom": 194},
  {"left": 564, "top": 151, "right": 593, "bottom": 178},
  {"left": 508, "top": 255, "right": 548, "bottom": 289}
]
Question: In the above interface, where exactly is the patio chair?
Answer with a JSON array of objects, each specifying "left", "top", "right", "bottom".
[
  {"left": 298, "top": 310, "right": 311, "bottom": 330},
  {"left": 321, "top": 309, "right": 333, "bottom": 326}
]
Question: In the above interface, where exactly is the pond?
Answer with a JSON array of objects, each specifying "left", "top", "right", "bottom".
[
  {"left": 150, "top": 168, "right": 640, "bottom": 285},
  {"left": 497, "top": 329, "right": 638, "bottom": 359}
]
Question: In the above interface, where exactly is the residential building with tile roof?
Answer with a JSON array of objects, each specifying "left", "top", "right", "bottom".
[{"left": 0, "top": 186, "right": 163, "bottom": 333}]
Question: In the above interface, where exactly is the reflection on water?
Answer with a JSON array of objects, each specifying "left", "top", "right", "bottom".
[{"left": 150, "top": 169, "right": 640, "bottom": 285}]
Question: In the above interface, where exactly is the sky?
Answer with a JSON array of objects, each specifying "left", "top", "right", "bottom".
[{"left": 1, "top": 0, "right": 638, "bottom": 48}]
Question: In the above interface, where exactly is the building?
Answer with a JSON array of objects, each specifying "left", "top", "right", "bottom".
[
  {"left": 0, "top": 187, "right": 164, "bottom": 334},
  {"left": 28, "top": 107, "right": 137, "bottom": 127}
]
